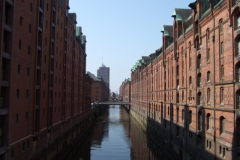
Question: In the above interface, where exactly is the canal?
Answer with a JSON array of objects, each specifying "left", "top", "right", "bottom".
[{"left": 65, "top": 105, "right": 172, "bottom": 160}]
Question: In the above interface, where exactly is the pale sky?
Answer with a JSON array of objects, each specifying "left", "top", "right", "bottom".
[{"left": 69, "top": 0, "right": 194, "bottom": 93}]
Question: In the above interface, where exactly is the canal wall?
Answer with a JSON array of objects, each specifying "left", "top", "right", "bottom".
[
  {"left": 126, "top": 104, "right": 208, "bottom": 160},
  {"left": 32, "top": 113, "right": 94, "bottom": 160}
]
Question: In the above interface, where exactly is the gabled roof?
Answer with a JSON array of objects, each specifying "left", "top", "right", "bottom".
[
  {"left": 161, "top": 25, "right": 173, "bottom": 37},
  {"left": 172, "top": 8, "right": 192, "bottom": 21},
  {"left": 87, "top": 71, "right": 100, "bottom": 81}
]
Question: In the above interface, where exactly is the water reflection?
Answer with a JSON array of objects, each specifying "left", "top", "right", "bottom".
[{"left": 66, "top": 105, "right": 168, "bottom": 160}]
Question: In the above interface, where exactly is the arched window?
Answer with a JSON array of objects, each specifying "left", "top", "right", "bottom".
[
  {"left": 221, "top": 65, "right": 224, "bottom": 80},
  {"left": 207, "top": 71, "right": 210, "bottom": 82},
  {"left": 182, "top": 91, "right": 184, "bottom": 101},
  {"left": 207, "top": 88, "right": 211, "bottom": 104},
  {"left": 207, "top": 48, "right": 210, "bottom": 62},
  {"left": 197, "top": 92, "right": 202, "bottom": 105},
  {"left": 207, "top": 29, "right": 210, "bottom": 41},
  {"left": 182, "top": 109, "right": 184, "bottom": 121},
  {"left": 237, "top": 38, "right": 240, "bottom": 56},
  {"left": 189, "top": 76, "right": 192, "bottom": 85},
  {"left": 219, "top": 19, "right": 223, "bottom": 34},
  {"left": 220, "top": 87, "right": 224, "bottom": 104},
  {"left": 220, "top": 116, "right": 225, "bottom": 135},
  {"left": 220, "top": 42, "right": 224, "bottom": 55},
  {"left": 207, "top": 113, "right": 211, "bottom": 130},
  {"left": 197, "top": 55, "right": 201, "bottom": 69},
  {"left": 197, "top": 74, "right": 201, "bottom": 87}
]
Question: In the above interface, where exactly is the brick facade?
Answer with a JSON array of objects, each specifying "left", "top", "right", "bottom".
[
  {"left": 0, "top": 0, "right": 89, "bottom": 159},
  {"left": 121, "top": 0, "right": 240, "bottom": 159},
  {"left": 87, "top": 72, "right": 109, "bottom": 103}
]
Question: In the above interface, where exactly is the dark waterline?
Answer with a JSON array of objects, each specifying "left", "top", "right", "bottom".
[{"left": 66, "top": 105, "right": 168, "bottom": 160}]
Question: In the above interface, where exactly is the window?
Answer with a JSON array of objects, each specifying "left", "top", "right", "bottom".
[
  {"left": 221, "top": 65, "right": 224, "bottom": 80},
  {"left": 182, "top": 109, "right": 184, "bottom": 121},
  {"left": 207, "top": 29, "right": 210, "bottom": 41},
  {"left": 219, "top": 20, "right": 223, "bottom": 33},
  {"left": 207, "top": 88, "right": 211, "bottom": 104},
  {"left": 219, "top": 145, "right": 222, "bottom": 155},
  {"left": 26, "top": 90, "right": 29, "bottom": 98},
  {"left": 220, "top": 88, "right": 224, "bottom": 104},
  {"left": 20, "top": 16, "right": 22, "bottom": 25},
  {"left": 197, "top": 74, "right": 201, "bottom": 87},
  {"left": 220, "top": 116, "right": 225, "bottom": 135},
  {"left": 27, "top": 68, "right": 29, "bottom": 76},
  {"left": 207, "top": 71, "right": 210, "bottom": 82},
  {"left": 17, "top": 89, "right": 19, "bottom": 97},
  {"left": 28, "top": 46, "right": 31, "bottom": 54},
  {"left": 220, "top": 42, "right": 224, "bottom": 55},
  {"left": 207, "top": 113, "right": 211, "bottom": 130},
  {"left": 207, "top": 48, "right": 210, "bottom": 62},
  {"left": 18, "top": 64, "right": 20, "bottom": 73},
  {"left": 26, "top": 112, "right": 28, "bottom": 120},
  {"left": 189, "top": 110, "right": 192, "bottom": 125},
  {"left": 223, "top": 147, "right": 225, "bottom": 157},
  {"left": 189, "top": 76, "right": 192, "bottom": 85},
  {"left": 29, "top": 24, "right": 31, "bottom": 33},
  {"left": 197, "top": 92, "right": 201, "bottom": 105},
  {"left": 19, "top": 40, "right": 21, "bottom": 50},
  {"left": 182, "top": 91, "right": 184, "bottom": 101},
  {"left": 30, "top": 3, "right": 32, "bottom": 11},
  {"left": 197, "top": 55, "right": 201, "bottom": 68},
  {"left": 16, "top": 114, "right": 18, "bottom": 123}
]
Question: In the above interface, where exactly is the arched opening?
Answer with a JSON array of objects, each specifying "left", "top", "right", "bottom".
[
  {"left": 197, "top": 73, "right": 201, "bottom": 87},
  {"left": 220, "top": 116, "right": 225, "bottom": 135},
  {"left": 197, "top": 92, "right": 202, "bottom": 105}
]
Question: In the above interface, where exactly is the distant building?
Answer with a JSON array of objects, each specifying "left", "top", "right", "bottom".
[
  {"left": 87, "top": 72, "right": 109, "bottom": 102},
  {"left": 97, "top": 64, "right": 110, "bottom": 87}
]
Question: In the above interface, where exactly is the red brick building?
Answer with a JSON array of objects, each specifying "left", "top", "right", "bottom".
[
  {"left": 0, "top": 0, "right": 90, "bottom": 159},
  {"left": 87, "top": 72, "right": 109, "bottom": 103},
  {"left": 119, "top": 78, "right": 131, "bottom": 103},
  {"left": 122, "top": 0, "right": 240, "bottom": 159}
]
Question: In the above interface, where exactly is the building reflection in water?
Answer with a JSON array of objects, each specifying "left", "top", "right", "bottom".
[{"left": 66, "top": 105, "right": 173, "bottom": 160}]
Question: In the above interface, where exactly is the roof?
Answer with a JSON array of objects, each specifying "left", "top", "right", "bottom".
[
  {"left": 161, "top": 25, "right": 173, "bottom": 37},
  {"left": 172, "top": 8, "right": 192, "bottom": 21},
  {"left": 87, "top": 71, "right": 101, "bottom": 81}
]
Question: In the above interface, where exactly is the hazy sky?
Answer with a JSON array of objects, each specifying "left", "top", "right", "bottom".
[{"left": 69, "top": 0, "right": 194, "bottom": 93}]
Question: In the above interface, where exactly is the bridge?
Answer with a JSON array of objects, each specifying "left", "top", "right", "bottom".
[{"left": 99, "top": 100, "right": 130, "bottom": 105}]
